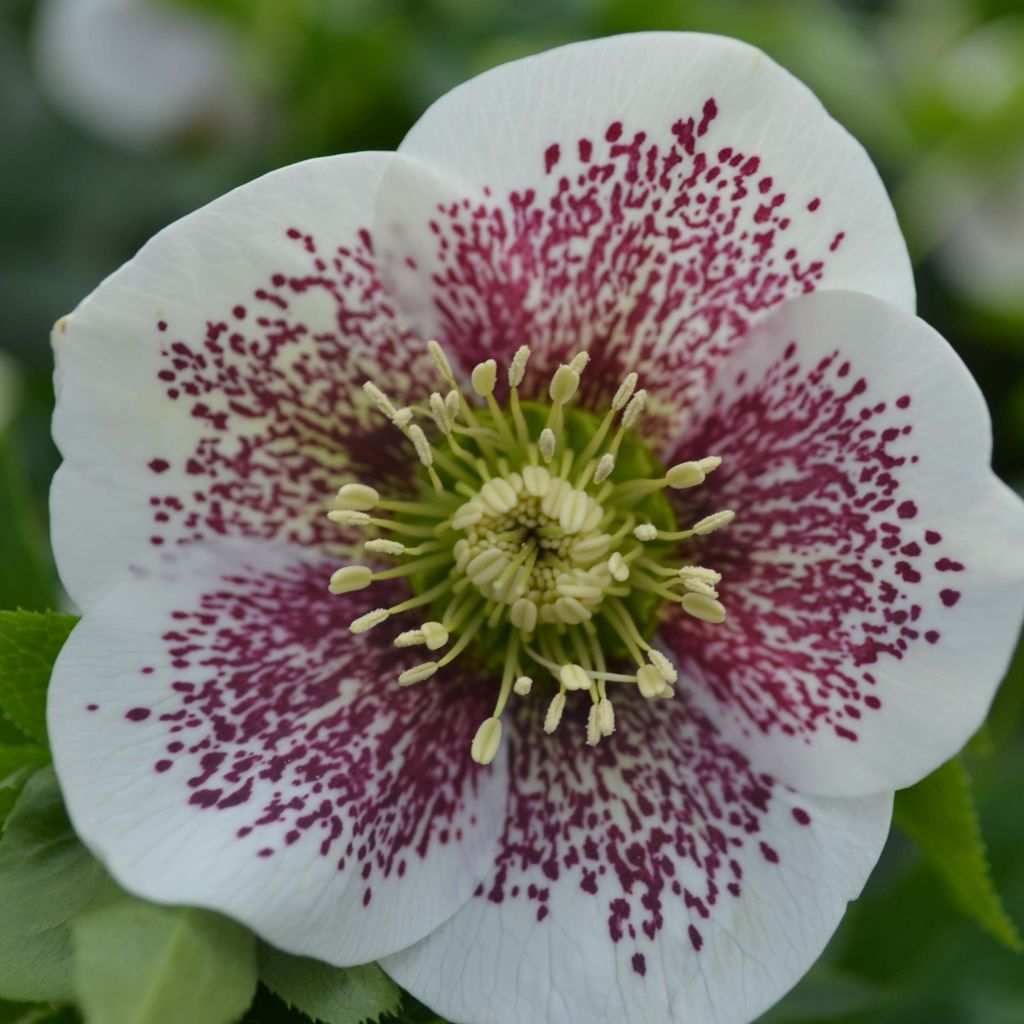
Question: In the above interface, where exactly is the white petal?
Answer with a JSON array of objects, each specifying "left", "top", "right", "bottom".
[
  {"left": 51, "top": 151, "right": 424, "bottom": 613},
  {"left": 375, "top": 32, "right": 913, "bottom": 441},
  {"left": 48, "top": 540, "right": 507, "bottom": 963},
  {"left": 660, "top": 290, "right": 1024, "bottom": 796},
  {"left": 383, "top": 698, "right": 891, "bottom": 1024}
]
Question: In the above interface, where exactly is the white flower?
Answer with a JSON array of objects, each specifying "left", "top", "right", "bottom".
[{"left": 48, "top": 34, "right": 1024, "bottom": 1024}]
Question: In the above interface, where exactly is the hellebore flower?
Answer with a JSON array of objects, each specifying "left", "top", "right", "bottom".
[{"left": 48, "top": 33, "right": 1024, "bottom": 1024}]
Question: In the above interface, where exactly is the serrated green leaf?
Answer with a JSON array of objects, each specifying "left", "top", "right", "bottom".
[
  {"left": 0, "top": 611, "right": 78, "bottom": 744},
  {"left": 757, "top": 965, "right": 890, "bottom": 1022},
  {"left": 73, "top": 899, "right": 258, "bottom": 1024},
  {"left": 257, "top": 947, "right": 402, "bottom": 1024},
  {"left": 0, "top": 767, "right": 119, "bottom": 1001},
  {"left": 895, "top": 756, "right": 1022, "bottom": 951}
]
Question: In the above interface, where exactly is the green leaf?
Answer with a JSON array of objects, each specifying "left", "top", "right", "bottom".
[
  {"left": 0, "top": 1002, "right": 78, "bottom": 1024},
  {"left": 0, "top": 433, "right": 56, "bottom": 614},
  {"left": 73, "top": 900, "right": 258, "bottom": 1024},
  {"left": 895, "top": 755, "right": 1022, "bottom": 951},
  {"left": 0, "top": 611, "right": 78, "bottom": 744},
  {"left": 0, "top": 767, "right": 119, "bottom": 1001},
  {"left": 0, "top": 745, "right": 49, "bottom": 830},
  {"left": 257, "top": 946, "right": 402, "bottom": 1024}
]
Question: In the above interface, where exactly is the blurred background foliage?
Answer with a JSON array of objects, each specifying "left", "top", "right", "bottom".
[{"left": 0, "top": 0, "right": 1022, "bottom": 1021}]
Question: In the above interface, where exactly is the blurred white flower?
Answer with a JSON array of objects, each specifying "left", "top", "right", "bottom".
[{"left": 33, "top": 0, "right": 260, "bottom": 149}]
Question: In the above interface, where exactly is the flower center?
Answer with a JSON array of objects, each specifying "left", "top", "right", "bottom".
[{"left": 327, "top": 342, "right": 734, "bottom": 764}]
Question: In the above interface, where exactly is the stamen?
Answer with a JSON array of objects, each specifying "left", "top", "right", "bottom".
[
  {"left": 471, "top": 717, "right": 503, "bottom": 765},
  {"left": 350, "top": 608, "right": 390, "bottom": 633},
  {"left": 328, "top": 565, "right": 373, "bottom": 595},
  {"left": 335, "top": 483, "right": 379, "bottom": 510},
  {"left": 329, "top": 342, "right": 732, "bottom": 757}
]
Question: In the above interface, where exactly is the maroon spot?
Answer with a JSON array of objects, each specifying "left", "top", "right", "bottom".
[
  {"left": 925, "top": 530, "right": 942, "bottom": 545},
  {"left": 631, "top": 952, "right": 647, "bottom": 976},
  {"left": 940, "top": 589, "right": 961, "bottom": 607},
  {"left": 148, "top": 458, "right": 170, "bottom": 474},
  {"left": 86, "top": 703, "right": 99, "bottom": 712},
  {"left": 155, "top": 760, "right": 173, "bottom": 773},
  {"left": 935, "top": 558, "right": 964, "bottom": 572},
  {"left": 605, "top": 121, "right": 623, "bottom": 142},
  {"left": 578, "top": 138, "right": 592, "bottom": 162},
  {"left": 688, "top": 924, "right": 703, "bottom": 951},
  {"left": 157, "top": 320, "right": 167, "bottom": 332},
  {"left": 896, "top": 395, "right": 911, "bottom": 409},
  {"left": 807, "top": 197, "right": 821, "bottom": 211},
  {"left": 232, "top": 305, "right": 246, "bottom": 319},
  {"left": 924, "top": 631, "right": 940, "bottom": 644},
  {"left": 125, "top": 707, "right": 151, "bottom": 722},
  {"left": 791, "top": 808, "right": 811, "bottom": 825},
  {"left": 897, "top": 501, "right": 918, "bottom": 520},
  {"left": 544, "top": 143, "right": 560, "bottom": 174},
  {"left": 759, "top": 842, "right": 780, "bottom": 864}
]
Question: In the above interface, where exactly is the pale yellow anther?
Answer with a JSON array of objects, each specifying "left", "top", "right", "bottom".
[
  {"left": 679, "top": 565, "right": 722, "bottom": 585},
  {"left": 621, "top": 389, "right": 647, "bottom": 429},
  {"left": 509, "top": 345, "right": 531, "bottom": 388},
  {"left": 452, "top": 501, "right": 484, "bottom": 530},
  {"left": 611, "top": 372, "right": 639, "bottom": 411},
  {"left": 554, "top": 596, "right": 592, "bottom": 624},
  {"left": 637, "top": 664, "right": 665, "bottom": 698},
  {"left": 393, "top": 407, "right": 414, "bottom": 429},
  {"left": 697, "top": 456, "right": 722, "bottom": 474},
  {"left": 549, "top": 365, "right": 580, "bottom": 405},
  {"left": 543, "top": 692, "right": 566, "bottom": 734},
  {"left": 570, "top": 533, "right": 612, "bottom": 562},
  {"left": 559, "top": 489, "right": 589, "bottom": 533},
  {"left": 682, "top": 592, "right": 727, "bottom": 624},
  {"left": 522, "top": 464, "right": 551, "bottom": 497},
  {"left": 363, "top": 381, "right": 397, "bottom": 419},
  {"left": 421, "top": 621, "right": 449, "bottom": 651},
  {"left": 608, "top": 552, "right": 630, "bottom": 582},
  {"left": 427, "top": 340, "right": 454, "bottom": 382},
  {"left": 444, "top": 389, "right": 461, "bottom": 421},
  {"left": 409, "top": 424, "right": 433, "bottom": 468},
  {"left": 365, "top": 538, "right": 405, "bottom": 556},
  {"left": 510, "top": 598, "right": 538, "bottom": 633},
  {"left": 471, "top": 359, "right": 498, "bottom": 397},
  {"left": 539, "top": 428, "right": 556, "bottom": 462},
  {"left": 648, "top": 650, "right": 677, "bottom": 684},
  {"left": 560, "top": 664, "right": 591, "bottom": 691},
  {"left": 349, "top": 608, "right": 390, "bottom": 634},
  {"left": 665, "top": 462, "right": 706, "bottom": 489},
  {"left": 693, "top": 509, "right": 735, "bottom": 536},
  {"left": 513, "top": 676, "right": 533, "bottom": 696},
  {"left": 399, "top": 661, "right": 438, "bottom": 686},
  {"left": 466, "top": 548, "right": 508, "bottom": 586},
  {"left": 634, "top": 523, "right": 659, "bottom": 542},
  {"left": 328, "top": 565, "right": 374, "bottom": 595},
  {"left": 335, "top": 483, "right": 380, "bottom": 511},
  {"left": 429, "top": 392, "right": 452, "bottom": 435},
  {"left": 471, "top": 717, "right": 503, "bottom": 765},
  {"left": 593, "top": 453, "right": 616, "bottom": 483},
  {"left": 683, "top": 578, "right": 719, "bottom": 598},
  {"left": 586, "top": 703, "right": 602, "bottom": 746},
  {"left": 568, "top": 351, "right": 590, "bottom": 374},
  {"left": 597, "top": 697, "right": 615, "bottom": 737},
  {"left": 327, "top": 510, "right": 372, "bottom": 526},
  {"left": 394, "top": 629, "right": 426, "bottom": 647},
  {"left": 479, "top": 477, "right": 518, "bottom": 514}
]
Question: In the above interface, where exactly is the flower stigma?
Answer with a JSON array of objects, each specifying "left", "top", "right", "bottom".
[{"left": 328, "top": 342, "right": 734, "bottom": 764}]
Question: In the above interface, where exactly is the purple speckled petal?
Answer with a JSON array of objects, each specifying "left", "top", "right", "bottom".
[
  {"left": 659, "top": 290, "right": 1024, "bottom": 796},
  {"left": 383, "top": 695, "right": 891, "bottom": 1024},
  {"left": 48, "top": 539, "right": 508, "bottom": 964},
  {"left": 373, "top": 32, "right": 913, "bottom": 448},
  {"left": 51, "top": 151, "right": 428, "bottom": 613}
]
